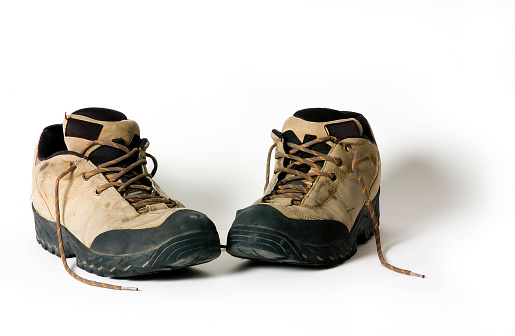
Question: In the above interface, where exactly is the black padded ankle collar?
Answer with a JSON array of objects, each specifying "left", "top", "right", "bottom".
[
  {"left": 293, "top": 108, "right": 358, "bottom": 122},
  {"left": 72, "top": 107, "right": 127, "bottom": 121}
]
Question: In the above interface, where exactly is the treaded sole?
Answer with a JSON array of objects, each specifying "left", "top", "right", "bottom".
[
  {"left": 33, "top": 206, "right": 221, "bottom": 277},
  {"left": 226, "top": 193, "right": 379, "bottom": 267}
]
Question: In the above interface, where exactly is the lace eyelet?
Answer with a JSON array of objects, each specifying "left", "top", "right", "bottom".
[
  {"left": 82, "top": 173, "right": 89, "bottom": 181},
  {"left": 345, "top": 144, "right": 351, "bottom": 151},
  {"left": 330, "top": 174, "right": 337, "bottom": 181},
  {"left": 94, "top": 189, "right": 101, "bottom": 196},
  {"left": 336, "top": 158, "right": 343, "bottom": 166}
]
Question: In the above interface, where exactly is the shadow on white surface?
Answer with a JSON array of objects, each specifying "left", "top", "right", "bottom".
[{"left": 350, "top": 146, "right": 480, "bottom": 263}]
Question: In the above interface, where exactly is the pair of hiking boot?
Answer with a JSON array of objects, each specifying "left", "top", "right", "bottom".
[{"left": 31, "top": 107, "right": 422, "bottom": 290}]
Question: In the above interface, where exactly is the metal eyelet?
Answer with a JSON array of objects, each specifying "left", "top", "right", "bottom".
[
  {"left": 345, "top": 144, "right": 351, "bottom": 151},
  {"left": 336, "top": 158, "right": 343, "bottom": 166},
  {"left": 82, "top": 173, "right": 89, "bottom": 181},
  {"left": 94, "top": 189, "right": 101, "bottom": 196},
  {"left": 330, "top": 173, "right": 337, "bottom": 181}
]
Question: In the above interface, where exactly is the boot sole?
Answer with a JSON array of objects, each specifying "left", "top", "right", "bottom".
[
  {"left": 33, "top": 205, "right": 221, "bottom": 277},
  {"left": 226, "top": 192, "right": 379, "bottom": 267}
]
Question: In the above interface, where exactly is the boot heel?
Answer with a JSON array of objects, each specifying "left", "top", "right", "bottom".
[
  {"left": 33, "top": 205, "right": 75, "bottom": 258},
  {"left": 356, "top": 192, "right": 380, "bottom": 244}
]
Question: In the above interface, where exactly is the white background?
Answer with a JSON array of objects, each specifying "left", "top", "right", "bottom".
[{"left": 1, "top": 1, "right": 513, "bottom": 335}]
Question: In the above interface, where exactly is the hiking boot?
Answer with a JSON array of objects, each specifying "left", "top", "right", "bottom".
[
  {"left": 31, "top": 108, "right": 221, "bottom": 289},
  {"left": 226, "top": 108, "right": 424, "bottom": 277}
]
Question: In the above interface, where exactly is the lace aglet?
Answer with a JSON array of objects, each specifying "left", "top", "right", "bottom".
[
  {"left": 121, "top": 286, "right": 139, "bottom": 291},
  {"left": 410, "top": 271, "right": 426, "bottom": 278}
]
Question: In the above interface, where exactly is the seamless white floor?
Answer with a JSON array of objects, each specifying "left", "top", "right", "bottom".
[{"left": 1, "top": 1, "right": 514, "bottom": 335}]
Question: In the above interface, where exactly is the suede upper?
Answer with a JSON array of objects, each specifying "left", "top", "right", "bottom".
[{"left": 255, "top": 109, "right": 381, "bottom": 231}]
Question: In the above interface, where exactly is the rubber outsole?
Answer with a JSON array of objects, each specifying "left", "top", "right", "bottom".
[
  {"left": 33, "top": 206, "right": 221, "bottom": 277},
  {"left": 226, "top": 192, "right": 379, "bottom": 267}
]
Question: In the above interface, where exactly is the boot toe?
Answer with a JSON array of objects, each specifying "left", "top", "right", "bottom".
[
  {"left": 226, "top": 204, "right": 350, "bottom": 265},
  {"left": 86, "top": 209, "right": 221, "bottom": 276}
]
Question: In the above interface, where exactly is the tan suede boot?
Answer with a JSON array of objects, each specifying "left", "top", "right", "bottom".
[
  {"left": 227, "top": 108, "right": 423, "bottom": 277},
  {"left": 31, "top": 108, "right": 221, "bottom": 289}
]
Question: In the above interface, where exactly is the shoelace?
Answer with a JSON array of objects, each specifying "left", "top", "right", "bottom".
[
  {"left": 345, "top": 144, "right": 425, "bottom": 278},
  {"left": 81, "top": 140, "right": 176, "bottom": 212},
  {"left": 264, "top": 136, "right": 341, "bottom": 203},
  {"left": 265, "top": 136, "right": 425, "bottom": 278},
  {"left": 54, "top": 140, "right": 177, "bottom": 290}
]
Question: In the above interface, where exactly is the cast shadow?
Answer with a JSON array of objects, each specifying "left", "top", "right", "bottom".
[
  {"left": 353, "top": 148, "right": 477, "bottom": 260},
  {"left": 116, "top": 267, "right": 210, "bottom": 282}
]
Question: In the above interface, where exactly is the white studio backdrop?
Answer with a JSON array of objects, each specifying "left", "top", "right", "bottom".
[{"left": 1, "top": 1, "right": 513, "bottom": 335}]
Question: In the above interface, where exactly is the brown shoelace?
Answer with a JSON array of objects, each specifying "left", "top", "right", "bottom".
[
  {"left": 264, "top": 136, "right": 341, "bottom": 203},
  {"left": 81, "top": 140, "right": 176, "bottom": 212},
  {"left": 345, "top": 144, "right": 425, "bottom": 278},
  {"left": 265, "top": 136, "right": 425, "bottom": 278},
  {"left": 54, "top": 140, "right": 177, "bottom": 290}
]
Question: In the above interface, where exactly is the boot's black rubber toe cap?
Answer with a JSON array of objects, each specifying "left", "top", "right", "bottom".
[
  {"left": 90, "top": 209, "right": 220, "bottom": 255},
  {"left": 226, "top": 204, "right": 352, "bottom": 266},
  {"left": 229, "top": 204, "right": 350, "bottom": 244}
]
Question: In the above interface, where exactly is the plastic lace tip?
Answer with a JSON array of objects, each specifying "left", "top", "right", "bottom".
[
  {"left": 410, "top": 271, "right": 426, "bottom": 278},
  {"left": 121, "top": 286, "right": 139, "bottom": 291}
]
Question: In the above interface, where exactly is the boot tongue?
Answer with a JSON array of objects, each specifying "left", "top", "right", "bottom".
[
  {"left": 282, "top": 108, "right": 364, "bottom": 143},
  {"left": 63, "top": 107, "right": 140, "bottom": 159},
  {"left": 64, "top": 108, "right": 150, "bottom": 197},
  {"left": 276, "top": 108, "right": 365, "bottom": 189}
]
